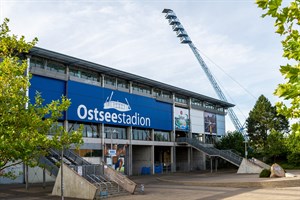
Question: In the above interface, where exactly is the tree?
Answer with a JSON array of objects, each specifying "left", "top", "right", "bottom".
[
  {"left": 246, "top": 95, "right": 288, "bottom": 155},
  {"left": 0, "top": 18, "right": 83, "bottom": 178},
  {"left": 256, "top": 0, "right": 300, "bottom": 165},
  {"left": 215, "top": 131, "right": 245, "bottom": 156},
  {"left": 265, "top": 130, "right": 287, "bottom": 162}
]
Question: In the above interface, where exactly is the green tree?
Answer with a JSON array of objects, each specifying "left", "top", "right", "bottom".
[
  {"left": 0, "top": 18, "right": 83, "bottom": 178},
  {"left": 256, "top": 0, "right": 300, "bottom": 165},
  {"left": 215, "top": 131, "right": 245, "bottom": 156},
  {"left": 265, "top": 130, "right": 287, "bottom": 162},
  {"left": 246, "top": 95, "right": 288, "bottom": 155}
]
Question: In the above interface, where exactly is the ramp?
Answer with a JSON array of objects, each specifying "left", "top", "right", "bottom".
[{"left": 237, "top": 158, "right": 270, "bottom": 174}]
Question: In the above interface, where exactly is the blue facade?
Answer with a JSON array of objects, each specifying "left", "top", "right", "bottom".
[
  {"left": 30, "top": 75, "right": 66, "bottom": 104},
  {"left": 29, "top": 76, "right": 173, "bottom": 131}
]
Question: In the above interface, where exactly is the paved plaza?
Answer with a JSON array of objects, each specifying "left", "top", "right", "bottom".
[{"left": 1, "top": 170, "right": 300, "bottom": 200}]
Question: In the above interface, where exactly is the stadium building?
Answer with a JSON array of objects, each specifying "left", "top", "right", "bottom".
[{"left": 1, "top": 47, "right": 235, "bottom": 184}]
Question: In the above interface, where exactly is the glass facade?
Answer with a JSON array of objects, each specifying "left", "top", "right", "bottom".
[
  {"left": 104, "top": 126, "right": 127, "bottom": 140},
  {"left": 132, "top": 128, "right": 151, "bottom": 140},
  {"left": 69, "top": 68, "right": 99, "bottom": 82},
  {"left": 154, "top": 130, "right": 170, "bottom": 141}
]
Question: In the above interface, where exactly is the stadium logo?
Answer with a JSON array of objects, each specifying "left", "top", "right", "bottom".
[
  {"left": 104, "top": 92, "right": 131, "bottom": 112},
  {"left": 76, "top": 91, "right": 151, "bottom": 127}
]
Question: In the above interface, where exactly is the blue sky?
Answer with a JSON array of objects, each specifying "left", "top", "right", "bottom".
[{"left": 0, "top": 0, "right": 287, "bottom": 131}]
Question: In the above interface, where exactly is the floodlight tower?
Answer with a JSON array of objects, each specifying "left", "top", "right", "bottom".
[{"left": 162, "top": 8, "right": 246, "bottom": 137}]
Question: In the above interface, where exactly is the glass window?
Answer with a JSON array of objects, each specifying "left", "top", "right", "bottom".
[
  {"left": 46, "top": 60, "right": 65, "bottom": 73},
  {"left": 84, "top": 124, "right": 98, "bottom": 138},
  {"left": 68, "top": 123, "right": 80, "bottom": 132},
  {"left": 104, "top": 75, "right": 116, "bottom": 87},
  {"left": 191, "top": 98, "right": 203, "bottom": 107},
  {"left": 153, "top": 89, "right": 160, "bottom": 97},
  {"left": 132, "top": 128, "right": 151, "bottom": 141},
  {"left": 104, "top": 126, "right": 126, "bottom": 139},
  {"left": 161, "top": 90, "right": 172, "bottom": 99},
  {"left": 154, "top": 130, "right": 170, "bottom": 141},
  {"left": 204, "top": 102, "right": 215, "bottom": 110},
  {"left": 48, "top": 122, "right": 64, "bottom": 136},
  {"left": 175, "top": 95, "right": 187, "bottom": 104},
  {"left": 132, "top": 83, "right": 151, "bottom": 95},
  {"left": 117, "top": 78, "right": 129, "bottom": 89},
  {"left": 81, "top": 71, "right": 98, "bottom": 82},
  {"left": 75, "top": 149, "right": 102, "bottom": 157},
  {"left": 68, "top": 123, "right": 99, "bottom": 138},
  {"left": 69, "top": 68, "right": 99, "bottom": 82},
  {"left": 69, "top": 68, "right": 81, "bottom": 78},
  {"left": 30, "top": 57, "right": 45, "bottom": 69}
]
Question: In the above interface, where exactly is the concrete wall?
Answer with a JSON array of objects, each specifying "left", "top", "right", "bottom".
[
  {"left": 132, "top": 145, "right": 152, "bottom": 175},
  {"left": 52, "top": 164, "right": 97, "bottom": 200},
  {"left": 0, "top": 162, "right": 23, "bottom": 184},
  {"left": 28, "top": 165, "right": 56, "bottom": 183},
  {"left": 176, "top": 147, "right": 189, "bottom": 172},
  {"left": 191, "top": 149, "right": 205, "bottom": 171},
  {"left": 237, "top": 158, "right": 264, "bottom": 174}
]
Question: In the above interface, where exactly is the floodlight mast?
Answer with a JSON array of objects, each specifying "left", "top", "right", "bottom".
[{"left": 162, "top": 8, "right": 244, "bottom": 134}]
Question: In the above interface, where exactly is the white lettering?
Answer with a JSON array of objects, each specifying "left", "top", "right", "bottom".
[
  {"left": 77, "top": 105, "right": 87, "bottom": 119},
  {"left": 111, "top": 113, "right": 117, "bottom": 123},
  {"left": 88, "top": 109, "right": 93, "bottom": 120},
  {"left": 76, "top": 105, "right": 151, "bottom": 127},
  {"left": 94, "top": 108, "right": 99, "bottom": 120},
  {"left": 99, "top": 111, "right": 104, "bottom": 121},
  {"left": 105, "top": 112, "right": 111, "bottom": 122}
]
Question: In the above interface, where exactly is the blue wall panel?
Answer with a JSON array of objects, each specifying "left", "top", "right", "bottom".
[
  {"left": 29, "top": 75, "right": 66, "bottom": 119},
  {"left": 67, "top": 81, "right": 173, "bottom": 131},
  {"left": 30, "top": 75, "right": 66, "bottom": 104}
]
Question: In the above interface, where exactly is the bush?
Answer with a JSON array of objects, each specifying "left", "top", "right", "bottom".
[{"left": 259, "top": 169, "right": 271, "bottom": 178}]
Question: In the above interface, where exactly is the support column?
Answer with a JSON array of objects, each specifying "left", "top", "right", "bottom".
[
  {"left": 128, "top": 126, "right": 133, "bottom": 176},
  {"left": 210, "top": 157, "right": 213, "bottom": 173},
  {"left": 43, "top": 168, "right": 46, "bottom": 189},
  {"left": 187, "top": 147, "right": 191, "bottom": 172},
  {"left": 25, "top": 165, "right": 29, "bottom": 190},
  {"left": 171, "top": 146, "right": 175, "bottom": 172},
  {"left": 100, "top": 124, "right": 105, "bottom": 162},
  {"left": 151, "top": 145, "right": 154, "bottom": 174},
  {"left": 203, "top": 153, "right": 206, "bottom": 170},
  {"left": 190, "top": 147, "right": 193, "bottom": 171}
]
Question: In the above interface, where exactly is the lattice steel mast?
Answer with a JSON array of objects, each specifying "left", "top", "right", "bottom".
[{"left": 162, "top": 8, "right": 244, "bottom": 133}]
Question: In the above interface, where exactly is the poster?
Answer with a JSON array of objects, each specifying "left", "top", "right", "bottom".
[
  {"left": 104, "top": 144, "right": 127, "bottom": 172},
  {"left": 174, "top": 107, "right": 189, "bottom": 131},
  {"left": 204, "top": 112, "right": 217, "bottom": 134}
]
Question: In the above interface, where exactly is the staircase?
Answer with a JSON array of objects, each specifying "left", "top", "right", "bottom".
[
  {"left": 39, "top": 148, "right": 135, "bottom": 199},
  {"left": 176, "top": 137, "right": 243, "bottom": 167}
]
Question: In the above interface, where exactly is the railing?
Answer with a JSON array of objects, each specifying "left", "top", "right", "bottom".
[
  {"left": 38, "top": 156, "right": 59, "bottom": 176},
  {"left": 176, "top": 137, "right": 242, "bottom": 167},
  {"left": 102, "top": 162, "right": 137, "bottom": 194},
  {"left": 40, "top": 149, "right": 135, "bottom": 197},
  {"left": 64, "top": 149, "right": 90, "bottom": 165}
]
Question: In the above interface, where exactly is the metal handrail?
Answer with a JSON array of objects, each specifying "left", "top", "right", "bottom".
[{"left": 177, "top": 137, "right": 242, "bottom": 166}]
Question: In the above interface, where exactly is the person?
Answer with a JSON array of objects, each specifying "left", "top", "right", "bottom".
[{"left": 115, "top": 158, "right": 123, "bottom": 171}]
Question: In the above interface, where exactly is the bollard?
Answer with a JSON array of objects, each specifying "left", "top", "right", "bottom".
[{"left": 140, "top": 184, "right": 144, "bottom": 194}]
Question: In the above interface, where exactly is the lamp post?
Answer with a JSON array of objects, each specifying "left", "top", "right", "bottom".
[{"left": 243, "top": 140, "right": 248, "bottom": 159}]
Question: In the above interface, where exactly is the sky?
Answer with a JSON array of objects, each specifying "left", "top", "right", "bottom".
[{"left": 0, "top": 0, "right": 288, "bottom": 131}]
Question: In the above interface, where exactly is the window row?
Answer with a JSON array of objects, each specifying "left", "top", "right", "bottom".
[
  {"left": 48, "top": 122, "right": 171, "bottom": 142},
  {"left": 30, "top": 56, "right": 226, "bottom": 112}
]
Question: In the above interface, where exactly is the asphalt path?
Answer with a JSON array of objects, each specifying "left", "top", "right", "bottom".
[{"left": 1, "top": 170, "right": 300, "bottom": 200}]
